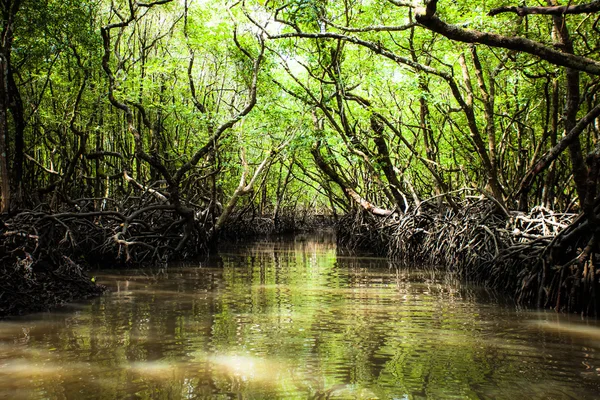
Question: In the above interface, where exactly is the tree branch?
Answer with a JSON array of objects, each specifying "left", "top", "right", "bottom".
[
  {"left": 324, "top": 19, "right": 417, "bottom": 33},
  {"left": 414, "top": 0, "right": 600, "bottom": 75},
  {"left": 136, "top": 0, "right": 173, "bottom": 8},
  {"left": 489, "top": 1, "right": 600, "bottom": 16},
  {"left": 173, "top": 34, "right": 265, "bottom": 183},
  {"left": 517, "top": 102, "right": 600, "bottom": 197}
]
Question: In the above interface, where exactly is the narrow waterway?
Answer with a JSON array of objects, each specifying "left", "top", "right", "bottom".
[{"left": 1, "top": 234, "right": 600, "bottom": 399}]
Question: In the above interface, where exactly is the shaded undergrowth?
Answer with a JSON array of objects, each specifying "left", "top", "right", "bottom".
[{"left": 218, "top": 211, "right": 334, "bottom": 240}]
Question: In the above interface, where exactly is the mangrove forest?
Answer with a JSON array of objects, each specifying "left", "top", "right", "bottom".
[
  {"left": 0, "top": 0, "right": 600, "bottom": 315},
  {"left": 2, "top": 0, "right": 599, "bottom": 314},
  {"left": 2, "top": 0, "right": 600, "bottom": 314},
  {"left": 2, "top": 0, "right": 600, "bottom": 397}
]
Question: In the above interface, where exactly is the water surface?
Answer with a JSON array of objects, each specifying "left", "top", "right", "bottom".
[{"left": 1, "top": 235, "right": 600, "bottom": 399}]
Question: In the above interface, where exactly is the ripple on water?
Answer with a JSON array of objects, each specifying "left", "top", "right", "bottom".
[{"left": 1, "top": 236, "right": 600, "bottom": 399}]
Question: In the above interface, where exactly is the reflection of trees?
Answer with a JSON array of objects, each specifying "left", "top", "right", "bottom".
[{"left": 1, "top": 238, "right": 598, "bottom": 399}]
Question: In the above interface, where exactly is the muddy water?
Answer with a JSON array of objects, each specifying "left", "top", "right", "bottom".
[{"left": 1, "top": 235, "right": 600, "bottom": 399}]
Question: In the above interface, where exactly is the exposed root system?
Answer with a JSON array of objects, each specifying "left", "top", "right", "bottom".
[
  {"left": 0, "top": 204, "right": 209, "bottom": 318},
  {"left": 0, "top": 204, "right": 334, "bottom": 317},
  {"left": 0, "top": 215, "right": 107, "bottom": 318},
  {"left": 337, "top": 199, "right": 599, "bottom": 315},
  {"left": 218, "top": 212, "right": 334, "bottom": 240}
]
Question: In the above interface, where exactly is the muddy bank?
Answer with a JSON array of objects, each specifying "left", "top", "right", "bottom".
[
  {"left": 0, "top": 250, "right": 106, "bottom": 318},
  {"left": 1, "top": 213, "right": 106, "bottom": 318}
]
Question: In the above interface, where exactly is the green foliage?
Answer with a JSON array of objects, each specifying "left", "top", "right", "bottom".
[{"left": 7, "top": 0, "right": 598, "bottom": 216}]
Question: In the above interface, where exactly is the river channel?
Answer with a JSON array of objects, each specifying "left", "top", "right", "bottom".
[{"left": 1, "top": 234, "right": 600, "bottom": 399}]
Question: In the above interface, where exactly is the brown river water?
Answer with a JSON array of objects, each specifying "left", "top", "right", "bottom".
[{"left": 1, "top": 234, "right": 600, "bottom": 399}]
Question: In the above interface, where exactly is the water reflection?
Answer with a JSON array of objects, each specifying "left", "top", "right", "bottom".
[{"left": 0, "top": 235, "right": 599, "bottom": 399}]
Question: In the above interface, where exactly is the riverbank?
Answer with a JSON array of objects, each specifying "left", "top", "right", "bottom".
[
  {"left": 336, "top": 199, "right": 599, "bottom": 316},
  {"left": 0, "top": 256, "right": 106, "bottom": 318},
  {"left": 3, "top": 200, "right": 597, "bottom": 318},
  {"left": 0, "top": 211, "right": 334, "bottom": 318}
]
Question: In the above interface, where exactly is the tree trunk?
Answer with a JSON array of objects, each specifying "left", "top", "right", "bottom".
[
  {"left": 0, "top": 54, "right": 9, "bottom": 213},
  {"left": 0, "top": 0, "right": 22, "bottom": 213},
  {"left": 311, "top": 140, "right": 393, "bottom": 217},
  {"left": 8, "top": 71, "right": 24, "bottom": 203}
]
